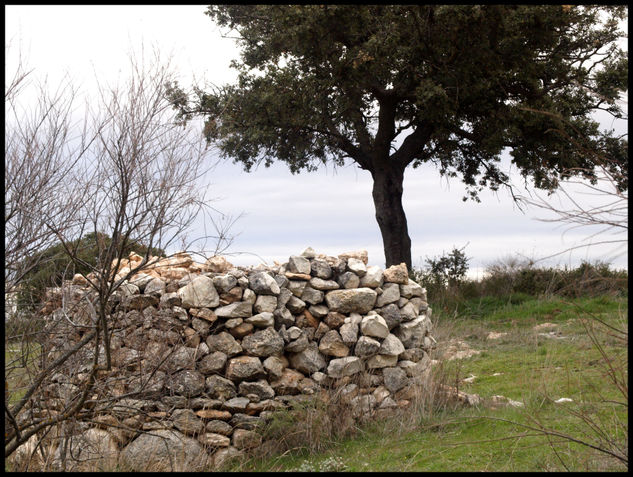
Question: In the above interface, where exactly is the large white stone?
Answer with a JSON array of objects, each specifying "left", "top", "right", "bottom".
[
  {"left": 254, "top": 295, "right": 278, "bottom": 313},
  {"left": 360, "top": 314, "right": 389, "bottom": 339},
  {"left": 246, "top": 312, "right": 275, "bottom": 328},
  {"left": 354, "top": 336, "right": 381, "bottom": 357},
  {"left": 394, "top": 316, "right": 428, "bottom": 348},
  {"left": 379, "top": 333, "right": 405, "bottom": 356},
  {"left": 121, "top": 429, "right": 209, "bottom": 471},
  {"left": 325, "top": 288, "right": 377, "bottom": 314},
  {"left": 359, "top": 266, "right": 384, "bottom": 288},
  {"left": 375, "top": 282, "right": 401, "bottom": 307},
  {"left": 248, "top": 272, "right": 280, "bottom": 295},
  {"left": 347, "top": 258, "right": 367, "bottom": 276},
  {"left": 327, "top": 356, "right": 364, "bottom": 378},
  {"left": 288, "top": 255, "right": 311, "bottom": 275},
  {"left": 383, "top": 262, "right": 409, "bottom": 284},
  {"left": 399, "top": 278, "right": 425, "bottom": 298},
  {"left": 215, "top": 301, "right": 253, "bottom": 318},
  {"left": 241, "top": 327, "right": 284, "bottom": 357},
  {"left": 339, "top": 322, "right": 359, "bottom": 345},
  {"left": 318, "top": 330, "right": 349, "bottom": 357},
  {"left": 366, "top": 354, "right": 398, "bottom": 369},
  {"left": 309, "top": 277, "right": 339, "bottom": 290},
  {"left": 178, "top": 276, "right": 219, "bottom": 309}
]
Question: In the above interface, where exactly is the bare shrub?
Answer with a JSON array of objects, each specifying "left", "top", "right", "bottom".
[{"left": 4, "top": 47, "right": 230, "bottom": 468}]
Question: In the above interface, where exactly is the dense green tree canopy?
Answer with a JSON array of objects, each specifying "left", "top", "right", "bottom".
[{"left": 170, "top": 5, "right": 627, "bottom": 268}]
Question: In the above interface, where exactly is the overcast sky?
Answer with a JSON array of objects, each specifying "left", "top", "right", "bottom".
[{"left": 5, "top": 5, "right": 628, "bottom": 275}]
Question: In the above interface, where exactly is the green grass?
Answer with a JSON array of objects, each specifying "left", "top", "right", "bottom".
[
  {"left": 5, "top": 341, "right": 41, "bottom": 406},
  {"left": 229, "top": 294, "right": 628, "bottom": 472}
]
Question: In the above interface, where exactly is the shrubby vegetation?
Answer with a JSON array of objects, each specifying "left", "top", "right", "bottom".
[
  {"left": 411, "top": 247, "right": 628, "bottom": 317},
  {"left": 15, "top": 232, "right": 164, "bottom": 311}
]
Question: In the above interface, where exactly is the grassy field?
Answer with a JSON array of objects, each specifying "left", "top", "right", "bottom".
[{"left": 228, "top": 294, "right": 628, "bottom": 472}]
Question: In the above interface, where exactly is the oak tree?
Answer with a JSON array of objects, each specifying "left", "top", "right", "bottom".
[{"left": 171, "top": 5, "right": 627, "bottom": 268}]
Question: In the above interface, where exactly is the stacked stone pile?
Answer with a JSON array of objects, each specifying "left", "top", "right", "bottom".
[{"left": 30, "top": 248, "right": 435, "bottom": 471}]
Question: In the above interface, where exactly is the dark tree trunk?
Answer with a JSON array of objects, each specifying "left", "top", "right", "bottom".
[{"left": 370, "top": 164, "right": 412, "bottom": 269}]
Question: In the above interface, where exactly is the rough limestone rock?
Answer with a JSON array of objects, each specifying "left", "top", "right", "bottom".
[
  {"left": 359, "top": 266, "right": 384, "bottom": 288},
  {"left": 308, "top": 304, "right": 328, "bottom": 318},
  {"left": 338, "top": 271, "right": 360, "bottom": 289},
  {"left": 198, "top": 351, "right": 228, "bottom": 375},
  {"left": 241, "top": 327, "right": 285, "bottom": 357},
  {"left": 325, "top": 288, "right": 377, "bottom": 314},
  {"left": 144, "top": 277, "right": 166, "bottom": 296},
  {"left": 286, "top": 295, "right": 307, "bottom": 314},
  {"left": 270, "top": 368, "right": 305, "bottom": 395},
  {"left": 206, "top": 420, "right": 233, "bottom": 436},
  {"left": 288, "top": 342, "right": 326, "bottom": 374},
  {"left": 124, "top": 294, "right": 159, "bottom": 310},
  {"left": 226, "top": 356, "right": 266, "bottom": 382},
  {"left": 206, "top": 332, "right": 242, "bottom": 357},
  {"left": 54, "top": 428, "right": 119, "bottom": 471},
  {"left": 375, "top": 305, "right": 399, "bottom": 332},
  {"left": 301, "top": 286, "right": 324, "bottom": 305},
  {"left": 309, "top": 277, "right": 339, "bottom": 291},
  {"left": 233, "top": 429, "right": 263, "bottom": 450},
  {"left": 288, "top": 255, "right": 311, "bottom": 275},
  {"left": 399, "top": 302, "right": 418, "bottom": 321},
  {"left": 354, "top": 336, "right": 381, "bottom": 357},
  {"left": 254, "top": 295, "right": 278, "bottom": 314},
  {"left": 338, "top": 249, "right": 368, "bottom": 264},
  {"left": 347, "top": 258, "right": 367, "bottom": 276},
  {"left": 285, "top": 334, "right": 310, "bottom": 353},
  {"left": 159, "top": 291, "right": 181, "bottom": 308},
  {"left": 339, "top": 322, "right": 359, "bottom": 345},
  {"left": 399, "top": 279, "right": 425, "bottom": 299},
  {"left": 327, "top": 356, "right": 364, "bottom": 378},
  {"left": 318, "top": 330, "right": 350, "bottom": 357},
  {"left": 238, "top": 379, "right": 275, "bottom": 400},
  {"left": 172, "top": 408, "right": 206, "bottom": 435},
  {"left": 205, "top": 375, "right": 237, "bottom": 400},
  {"left": 205, "top": 255, "right": 233, "bottom": 273},
  {"left": 383, "top": 262, "right": 409, "bottom": 285},
  {"left": 223, "top": 396, "right": 250, "bottom": 412},
  {"left": 383, "top": 367, "right": 408, "bottom": 392},
  {"left": 200, "top": 432, "right": 231, "bottom": 448},
  {"left": 262, "top": 356, "right": 285, "bottom": 379},
  {"left": 121, "top": 429, "right": 209, "bottom": 472},
  {"left": 380, "top": 333, "right": 406, "bottom": 356},
  {"left": 178, "top": 276, "right": 220, "bottom": 309},
  {"left": 119, "top": 282, "right": 140, "bottom": 297},
  {"left": 167, "top": 370, "right": 205, "bottom": 397},
  {"left": 366, "top": 354, "right": 398, "bottom": 369},
  {"left": 310, "top": 259, "right": 332, "bottom": 279},
  {"left": 248, "top": 272, "right": 280, "bottom": 296},
  {"left": 375, "top": 282, "right": 401, "bottom": 307},
  {"left": 245, "top": 311, "right": 275, "bottom": 328},
  {"left": 360, "top": 315, "right": 389, "bottom": 339},
  {"left": 215, "top": 301, "right": 253, "bottom": 318},
  {"left": 213, "top": 274, "right": 238, "bottom": 293},
  {"left": 394, "top": 316, "right": 428, "bottom": 348},
  {"left": 287, "top": 280, "right": 307, "bottom": 297}
]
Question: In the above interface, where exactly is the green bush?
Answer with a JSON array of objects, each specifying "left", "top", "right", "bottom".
[
  {"left": 410, "top": 254, "right": 627, "bottom": 317},
  {"left": 17, "top": 232, "right": 164, "bottom": 311}
]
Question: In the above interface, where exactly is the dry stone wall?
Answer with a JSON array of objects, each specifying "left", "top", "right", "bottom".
[{"left": 32, "top": 248, "right": 435, "bottom": 471}]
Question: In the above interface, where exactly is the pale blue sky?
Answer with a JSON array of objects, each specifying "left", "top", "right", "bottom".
[{"left": 5, "top": 5, "right": 627, "bottom": 275}]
